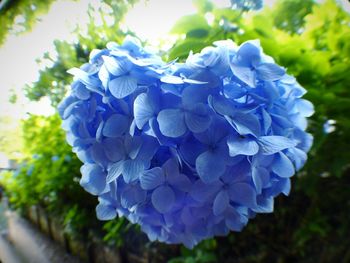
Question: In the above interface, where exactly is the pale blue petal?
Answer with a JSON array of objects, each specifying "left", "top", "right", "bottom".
[
  {"left": 256, "top": 63, "right": 285, "bottom": 81},
  {"left": 190, "top": 180, "right": 222, "bottom": 202},
  {"left": 227, "top": 135, "right": 259, "bottom": 156},
  {"left": 134, "top": 93, "right": 157, "bottom": 129},
  {"left": 272, "top": 152, "right": 295, "bottom": 178},
  {"left": 230, "top": 65, "right": 256, "bottom": 87},
  {"left": 223, "top": 83, "right": 246, "bottom": 99},
  {"left": 102, "top": 114, "right": 129, "bottom": 137},
  {"left": 80, "top": 164, "right": 106, "bottom": 195},
  {"left": 102, "top": 55, "right": 126, "bottom": 76},
  {"left": 185, "top": 103, "right": 211, "bottom": 133},
  {"left": 228, "top": 112, "right": 261, "bottom": 136},
  {"left": 160, "top": 75, "right": 184, "bottom": 84},
  {"left": 109, "top": 76, "right": 138, "bottom": 99},
  {"left": 213, "top": 190, "right": 229, "bottom": 216},
  {"left": 106, "top": 160, "right": 124, "bottom": 183},
  {"left": 236, "top": 40, "right": 261, "bottom": 67},
  {"left": 157, "top": 109, "right": 186, "bottom": 137},
  {"left": 258, "top": 136, "right": 297, "bottom": 155},
  {"left": 122, "top": 159, "right": 145, "bottom": 183},
  {"left": 295, "top": 99, "right": 314, "bottom": 117},
  {"left": 140, "top": 167, "right": 165, "bottom": 190},
  {"left": 96, "top": 203, "right": 116, "bottom": 220},
  {"left": 151, "top": 185, "right": 175, "bottom": 213},
  {"left": 196, "top": 151, "right": 226, "bottom": 183},
  {"left": 252, "top": 166, "right": 269, "bottom": 194}
]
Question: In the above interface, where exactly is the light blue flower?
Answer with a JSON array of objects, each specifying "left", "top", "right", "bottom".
[{"left": 59, "top": 36, "right": 313, "bottom": 248}]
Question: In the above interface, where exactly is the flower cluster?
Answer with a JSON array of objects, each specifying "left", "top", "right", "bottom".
[{"left": 58, "top": 36, "right": 313, "bottom": 248}]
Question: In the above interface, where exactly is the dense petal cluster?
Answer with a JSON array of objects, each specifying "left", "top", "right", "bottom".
[{"left": 58, "top": 36, "right": 313, "bottom": 248}]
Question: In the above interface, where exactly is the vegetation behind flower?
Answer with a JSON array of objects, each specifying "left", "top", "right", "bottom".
[{"left": 1, "top": 0, "right": 350, "bottom": 262}]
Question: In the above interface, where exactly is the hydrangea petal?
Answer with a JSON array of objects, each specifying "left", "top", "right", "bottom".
[
  {"left": 258, "top": 136, "right": 297, "bottom": 155},
  {"left": 151, "top": 185, "right": 175, "bottom": 213},
  {"left": 122, "top": 159, "right": 145, "bottom": 183},
  {"left": 213, "top": 191, "right": 229, "bottom": 216},
  {"left": 272, "top": 152, "right": 295, "bottom": 178},
  {"left": 227, "top": 135, "right": 259, "bottom": 156},
  {"left": 256, "top": 63, "right": 285, "bottom": 81},
  {"left": 103, "top": 114, "right": 129, "bottom": 137},
  {"left": 157, "top": 109, "right": 186, "bottom": 137},
  {"left": 229, "top": 183, "right": 257, "bottom": 208},
  {"left": 109, "top": 76, "right": 138, "bottom": 99},
  {"left": 96, "top": 203, "right": 116, "bottom": 220},
  {"left": 185, "top": 104, "right": 211, "bottom": 133},
  {"left": 140, "top": 167, "right": 165, "bottom": 190},
  {"left": 196, "top": 151, "right": 226, "bottom": 184}
]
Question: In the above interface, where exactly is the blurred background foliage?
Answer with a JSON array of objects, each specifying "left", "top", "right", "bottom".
[{"left": 1, "top": 0, "right": 350, "bottom": 262}]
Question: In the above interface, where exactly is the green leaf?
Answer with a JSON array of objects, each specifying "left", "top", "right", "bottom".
[
  {"left": 168, "top": 40, "right": 206, "bottom": 60},
  {"left": 171, "top": 14, "right": 210, "bottom": 35}
]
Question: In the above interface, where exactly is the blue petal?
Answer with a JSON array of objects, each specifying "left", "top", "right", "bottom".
[
  {"left": 124, "top": 135, "right": 143, "bottom": 159},
  {"left": 140, "top": 167, "right": 165, "bottom": 190},
  {"left": 225, "top": 207, "right": 247, "bottom": 231},
  {"left": 196, "top": 151, "right": 226, "bottom": 184},
  {"left": 252, "top": 166, "right": 269, "bottom": 194},
  {"left": 272, "top": 152, "right": 295, "bottom": 178},
  {"left": 103, "top": 138, "right": 125, "bottom": 162},
  {"left": 227, "top": 112, "right": 261, "bottom": 136},
  {"left": 223, "top": 83, "right": 246, "bottom": 99},
  {"left": 256, "top": 63, "right": 285, "bottom": 81},
  {"left": 96, "top": 203, "right": 116, "bottom": 220},
  {"left": 134, "top": 93, "right": 157, "bottom": 129},
  {"left": 102, "top": 114, "right": 129, "bottom": 137},
  {"left": 157, "top": 109, "right": 186, "bottom": 137},
  {"left": 286, "top": 147, "right": 307, "bottom": 171},
  {"left": 80, "top": 164, "right": 107, "bottom": 195},
  {"left": 227, "top": 135, "right": 259, "bottom": 156},
  {"left": 137, "top": 135, "right": 159, "bottom": 160},
  {"left": 102, "top": 55, "right": 126, "bottom": 76},
  {"left": 179, "top": 135, "right": 207, "bottom": 165},
  {"left": 254, "top": 196, "right": 274, "bottom": 213},
  {"left": 122, "top": 159, "right": 145, "bottom": 183},
  {"left": 106, "top": 160, "right": 124, "bottom": 183},
  {"left": 258, "top": 136, "right": 297, "bottom": 155},
  {"left": 229, "top": 183, "right": 257, "bottom": 208},
  {"left": 167, "top": 173, "right": 192, "bottom": 192},
  {"left": 230, "top": 65, "right": 256, "bottom": 87},
  {"left": 67, "top": 68, "right": 100, "bottom": 87},
  {"left": 295, "top": 99, "right": 314, "bottom": 117},
  {"left": 151, "top": 185, "right": 175, "bottom": 213},
  {"left": 160, "top": 75, "right": 185, "bottom": 84},
  {"left": 185, "top": 103, "right": 211, "bottom": 133},
  {"left": 213, "top": 190, "right": 229, "bottom": 216},
  {"left": 109, "top": 76, "right": 138, "bottom": 99},
  {"left": 236, "top": 40, "right": 261, "bottom": 67},
  {"left": 121, "top": 185, "right": 146, "bottom": 208}
]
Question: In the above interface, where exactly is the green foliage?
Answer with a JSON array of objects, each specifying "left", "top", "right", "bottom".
[
  {"left": 24, "top": 0, "right": 137, "bottom": 107},
  {"left": 0, "top": 0, "right": 56, "bottom": 46}
]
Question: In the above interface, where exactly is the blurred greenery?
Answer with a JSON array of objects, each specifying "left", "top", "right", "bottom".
[
  {"left": 0, "top": 0, "right": 56, "bottom": 46},
  {"left": 1, "top": 0, "right": 350, "bottom": 262}
]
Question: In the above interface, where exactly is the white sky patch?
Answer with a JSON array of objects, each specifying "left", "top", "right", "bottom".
[
  {"left": 0, "top": 0, "right": 91, "bottom": 120},
  {"left": 123, "top": 0, "right": 197, "bottom": 48}
]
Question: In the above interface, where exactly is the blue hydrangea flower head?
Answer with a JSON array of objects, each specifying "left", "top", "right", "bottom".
[{"left": 59, "top": 36, "right": 314, "bottom": 248}]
